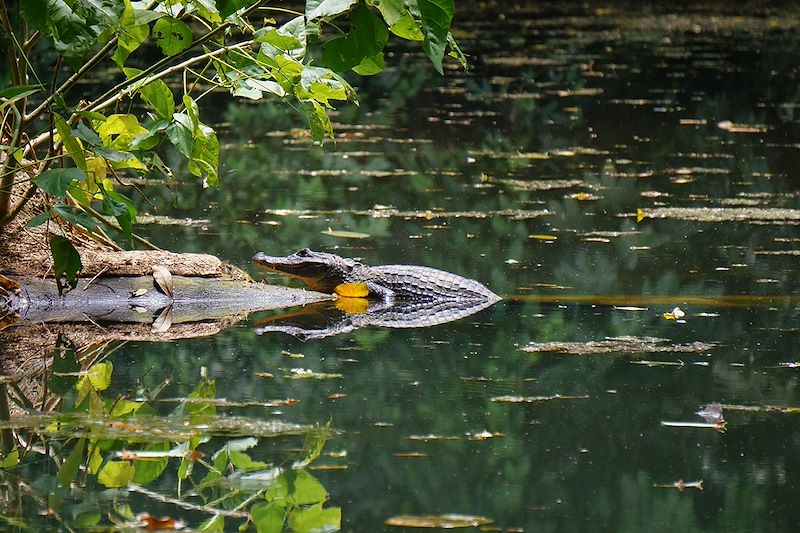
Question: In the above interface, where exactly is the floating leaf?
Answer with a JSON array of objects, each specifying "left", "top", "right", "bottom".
[
  {"left": 152, "top": 305, "right": 173, "bottom": 333},
  {"left": 152, "top": 265, "right": 174, "bottom": 297},
  {"left": 321, "top": 228, "right": 370, "bottom": 239},
  {"left": 654, "top": 479, "right": 704, "bottom": 492},
  {"left": 385, "top": 514, "right": 493, "bottom": 528},
  {"left": 637, "top": 208, "right": 645, "bottom": 223}
]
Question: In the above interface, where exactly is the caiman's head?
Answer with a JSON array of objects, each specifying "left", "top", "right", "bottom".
[{"left": 253, "top": 249, "right": 356, "bottom": 293}]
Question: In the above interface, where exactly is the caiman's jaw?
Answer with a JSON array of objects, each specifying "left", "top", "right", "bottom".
[{"left": 253, "top": 249, "right": 355, "bottom": 293}]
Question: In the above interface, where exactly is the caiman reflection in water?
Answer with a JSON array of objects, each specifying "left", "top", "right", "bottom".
[{"left": 253, "top": 249, "right": 501, "bottom": 339}]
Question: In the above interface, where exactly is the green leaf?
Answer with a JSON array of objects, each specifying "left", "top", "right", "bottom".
[
  {"left": 124, "top": 68, "right": 175, "bottom": 118},
  {"left": 266, "top": 470, "right": 328, "bottom": 506},
  {"left": 257, "top": 15, "right": 307, "bottom": 59},
  {"left": 0, "top": 85, "right": 42, "bottom": 111},
  {"left": 80, "top": 0, "right": 124, "bottom": 26},
  {"left": 48, "top": 338, "right": 81, "bottom": 394},
  {"left": 216, "top": 0, "right": 252, "bottom": 19},
  {"left": 252, "top": 502, "right": 285, "bottom": 533},
  {"left": 77, "top": 361, "right": 113, "bottom": 392},
  {"left": 25, "top": 212, "right": 51, "bottom": 228},
  {"left": 198, "top": 514, "right": 225, "bottom": 532},
  {"left": 447, "top": 32, "right": 467, "bottom": 70},
  {"left": 418, "top": 0, "right": 454, "bottom": 74},
  {"left": 58, "top": 438, "right": 86, "bottom": 487},
  {"left": 97, "top": 460, "right": 135, "bottom": 488},
  {"left": 306, "top": 0, "right": 357, "bottom": 20},
  {"left": 353, "top": 52, "right": 385, "bottom": 75},
  {"left": 33, "top": 168, "right": 86, "bottom": 199},
  {"left": 152, "top": 17, "right": 192, "bottom": 56},
  {"left": 112, "top": 0, "right": 150, "bottom": 67},
  {"left": 301, "top": 100, "right": 333, "bottom": 142},
  {"left": 53, "top": 205, "right": 98, "bottom": 232},
  {"left": 169, "top": 99, "right": 219, "bottom": 187},
  {"left": 72, "top": 121, "right": 103, "bottom": 147},
  {"left": 288, "top": 504, "right": 341, "bottom": 533},
  {"left": 132, "top": 442, "right": 170, "bottom": 484},
  {"left": 321, "top": 4, "right": 388, "bottom": 72},
  {"left": 166, "top": 119, "right": 194, "bottom": 159},
  {"left": 49, "top": 235, "right": 82, "bottom": 294},
  {"left": 30, "top": 0, "right": 101, "bottom": 68},
  {"left": 96, "top": 114, "right": 148, "bottom": 150},
  {"left": 228, "top": 450, "right": 268, "bottom": 472},
  {"left": 55, "top": 113, "right": 87, "bottom": 170},
  {"left": 20, "top": 0, "right": 48, "bottom": 30},
  {"left": 0, "top": 447, "right": 19, "bottom": 469},
  {"left": 101, "top": 185, "right": 137, "bottom": 245}
]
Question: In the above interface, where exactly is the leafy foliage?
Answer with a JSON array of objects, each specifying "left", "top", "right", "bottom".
[{"left": 0, "top": 0, "right": 462, "bottom": 279}]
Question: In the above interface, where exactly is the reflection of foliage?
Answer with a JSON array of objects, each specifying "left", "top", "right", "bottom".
[{"left": 0, "top": 354, "right": 339, "bottom": 532}]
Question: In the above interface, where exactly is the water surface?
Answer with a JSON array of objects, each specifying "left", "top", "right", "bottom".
[{"left": 5, "top": 2, "right": 800, "bottom": 531}]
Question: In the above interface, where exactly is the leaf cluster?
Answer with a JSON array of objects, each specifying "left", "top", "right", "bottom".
[{"left": 0, "top": 0, "right": 463, "bottom": 292}]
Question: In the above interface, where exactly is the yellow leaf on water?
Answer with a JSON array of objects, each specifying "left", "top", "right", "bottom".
[
  {"left": 321, "top": 228, "right": 370, "bottom": 239},
  {"left": 637, "top": 209, "right": 645, "bottom": 223},
  {"left": 529, "top": 234, "right": 558, "bottom": 241}
]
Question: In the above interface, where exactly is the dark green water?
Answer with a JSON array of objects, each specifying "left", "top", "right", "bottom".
[{"left": 6, "top": 2, "right": 800, "bottom": 531}]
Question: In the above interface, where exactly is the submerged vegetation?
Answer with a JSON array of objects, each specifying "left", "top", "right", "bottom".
[
  {"left": 0, "top": 0, "right": 462, "bottom": 290},
  {"left": 0, "top": 353, "right": 338, "bottom": 531}
]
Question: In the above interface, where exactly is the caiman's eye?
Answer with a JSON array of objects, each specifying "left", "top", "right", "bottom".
[{"left": 297, "top": 248, "right": 311, "bottom": 257}]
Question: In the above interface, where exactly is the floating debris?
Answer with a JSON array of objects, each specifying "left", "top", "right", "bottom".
[
  {"left": 697, "top": 403, "right": 725, "bottom": 424},
  {"left": 717, "top": 120, "right": 767, "bottom": 133},
  {"left": 321, "top": 228, "right": 370, "bottom": 239},
  {"left": 490, "top": 394, "right": 590, "bottom": 403},
  {"left": 284, "top": 368, "right": 343, "bottom": 380},
  {"left": 654, "top": 479, "right": 704, "bottom": 492},
  {"left": 466, "top": 430, "right": 505, "bottom": 440},
  {"left": 496, "top": 178, "right": 591, "bottom": 191},
  {"left": 630, "top": 360, "right": 685, "bottom": 367},
  {"left": 408, "top": 434, "right": 460, "bottom": 441},
  {"left": 263, "top": 207, "right": 551, "bottom": 220},
  {"left": 521, "top": 336, "right": 713, "bottom": 355},
  {"left": 637, "top": 207, "right": 800, "bottom": 223},
  {"left": 663, "top": 307, "right": 686, "bottom": 321},
  {"left": 385, "top": 514, "right": 494, "bottom": 528}
]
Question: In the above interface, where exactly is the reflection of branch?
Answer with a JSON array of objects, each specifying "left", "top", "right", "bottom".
[
  {"left": 128, "top": 483, "right": 250, "bottom": 518},
  {"left": 0, "top": 384, "right": 14, "bottom": 454}
]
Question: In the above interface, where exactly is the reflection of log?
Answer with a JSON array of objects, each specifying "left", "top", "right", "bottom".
[
  {"left": 0, "top": 276, "right": 332, "bottom": 402},
  {"left": 5, "top": 275, "right": 331, "bottom": 325}
]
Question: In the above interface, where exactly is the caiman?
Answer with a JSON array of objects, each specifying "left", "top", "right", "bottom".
[{"left": 253, "top": 249, "right": 501, "bottom": 304}]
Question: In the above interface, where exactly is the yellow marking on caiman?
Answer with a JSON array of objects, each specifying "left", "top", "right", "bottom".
[
  {"left": 333, "top": 284, "right": 371, "bottom": 314},
  {"left": 335, "top": 297, "right": 369, "bottom": 314},
  {"left": 334, "top": 282, "right": 370, "bottom": 298}
]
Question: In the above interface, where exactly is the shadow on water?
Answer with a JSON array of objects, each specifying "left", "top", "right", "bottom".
[{"left": 4, "top": 1, "right": 800, "bottom": 531}]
